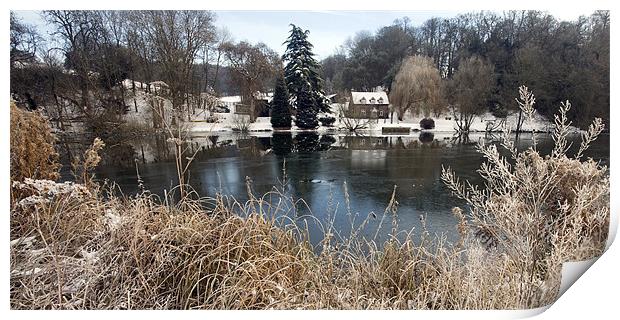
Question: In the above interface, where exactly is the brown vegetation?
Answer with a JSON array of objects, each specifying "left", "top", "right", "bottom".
[
  {"left": 389, "top": 55, "right": 442, "bottom": 120},
  {"left": 10, "top": 102, "right": 60, "bottom": 182}
]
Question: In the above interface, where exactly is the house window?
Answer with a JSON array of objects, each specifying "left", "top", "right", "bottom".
[
  {"left": 370, "top": 97, "right": 376, "bottom": 104},
  {"left": 361, "top": 109, "right": 366, "bottom": 116},
  {"left": 379, "top": 110, "right": 384, "bottom": 117},
  {"left": 378, "top": 97, "right": 384, "bottom": 104},
  {"left": 360, "top": 97, "right": 366, "bottom": 104}
]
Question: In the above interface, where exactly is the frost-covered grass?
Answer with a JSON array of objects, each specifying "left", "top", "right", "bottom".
[{"left": 9, "top": 88, "right": 609, "bottom": 309}]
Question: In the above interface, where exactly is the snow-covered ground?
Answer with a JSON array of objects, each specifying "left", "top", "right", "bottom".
[
  {"left": 351, "top": 110, "right": 564, "bottom": 134},
  {"left": 184, "top": 109, "right": 567, "bottom": 135},
  {"left": 115, "top": 79, "right": 579, "bottom": 136}
]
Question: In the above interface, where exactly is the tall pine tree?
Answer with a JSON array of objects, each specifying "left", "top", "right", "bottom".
[
  {"left": 270, "top": 74, "right": 292, "bottom": 129},
  {"left": 282, "top": 24, "right": 330, "bottom": 118},
  {"left": 294, "top": 83, "right": 319, "bottom": 129}
]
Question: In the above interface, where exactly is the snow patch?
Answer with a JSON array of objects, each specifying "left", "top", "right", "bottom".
[
  {"left": 10, "top": 236, "right": 37, "bottom": 248},
  {"left": 11, "top": 267, "right": 43, "bottom": 277},
  {"left": 105, "top": 209, "right": 123, "bottom": 230}
]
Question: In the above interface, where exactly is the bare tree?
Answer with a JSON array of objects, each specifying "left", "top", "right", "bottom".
[
  {"left": 447, "top": 56, "right": 494, "bottom": 133},
  {"left": 210, "top": 27, "right": 232, "bottom": 94},
  {"left": 10, "top": 12, "right": 42, "bottom": 67},
  {"left": 222, "top": 41, "right": 280, "bottom": 122},
  {"left": 43, "top": 10, "right": 106, "bottom": 114},
  {"left": 136, "top": 10, "right": 216, "bottom": 121},
  {"left": 389, "top": 55, "right": 442, "bottom": 122},
  {"left": 124, "top": 11, "right": 155, "bottom": 93}
]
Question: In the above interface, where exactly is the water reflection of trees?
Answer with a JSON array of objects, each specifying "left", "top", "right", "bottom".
[
  {"left": 83, "top": 131, "right": 608, "bottom": 228},
  {"left": 79, "top": 131, "right": 498, "bottom": 173},
  {"left": 342, "top": 135, "right": 446, "bottom": 150},
  {"left": 277, "top": 132, "right": 336, "bottom": 153},
  {"left": 272, "top": 133, "right": 293, "bottom": 156},
  {"left": 93, "top": 132, "right": 341, "bottom": 168},
  {"left": 319, "top": 135, "right": 336, "bottom": 151},
  {"left": 208, "top": 135, "right": 219, "bottom": 147},
  {"left": 418, "top": 131, "right": 434, "bottom": 144},
  {"left": 294, "top": 132, "right": 320, "bottom": 153},
  {"left": 450, "top": 133, "right": 474, "bottom": 145},
  {"left": 104, "top": 143, "right": 138, "bottom": 168}
]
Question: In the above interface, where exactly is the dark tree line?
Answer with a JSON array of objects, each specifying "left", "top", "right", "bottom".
[{"left": 322, "top": 11, "right": 610, "bottom": 129}]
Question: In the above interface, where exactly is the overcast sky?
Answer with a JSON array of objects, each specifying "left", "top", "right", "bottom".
[{"left": 13, "top": 10, "right": 596, "bottom": 60}]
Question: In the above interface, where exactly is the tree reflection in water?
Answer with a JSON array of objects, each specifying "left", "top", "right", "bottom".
[
  {"left": 294, "top": 132, "right": 320, "bottom": 153},
  {"left": 272, "top": 133, "right": 293, "bottom": 156},
  {"left": 418, "top": 131, "right": 434, "bottom": 144}
]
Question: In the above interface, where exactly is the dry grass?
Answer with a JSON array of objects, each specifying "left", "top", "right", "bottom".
[
  {"left": 10, "top": 101, "right": 60, "bottom": 182},
  {"left": 10, "top": 179, "right": 543, "bottom": 310},
  {"left": 9, "top": 88, "right": 609, "bottom": 309}
]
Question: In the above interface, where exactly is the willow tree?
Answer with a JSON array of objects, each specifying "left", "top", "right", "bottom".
[
  {"left": 447, "top": 56, "right": 494, "bottom": 133},
  {"left": 389, "top": 55, "right": 442, "bottom": 122}
]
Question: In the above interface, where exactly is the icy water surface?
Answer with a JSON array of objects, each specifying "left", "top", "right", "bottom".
[{"left": 61, "top": 131, "right": 609, "bottom": 244}]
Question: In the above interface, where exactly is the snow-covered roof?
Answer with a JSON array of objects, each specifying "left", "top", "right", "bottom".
[
  {"left": 150, "top": 81, "right": 169, "bottom": 87},
  {"left": 255, "top": 92, "right": 274, "bottom": 102},
  {"left": 351, "top": 91, "right": 389, "bottom": 105},
  {"left": 218, "top": 92, "right": 274, "bottom": 104},
  {"left": 219, "top": 96, "right": 242, "bottom": 103}
]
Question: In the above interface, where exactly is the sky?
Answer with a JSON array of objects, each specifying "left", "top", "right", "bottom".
[
  {"left": 213, "top": 11, "right": 463, "bottom": 58},
  {"left": 13, "top": 10, "right": 596, "bottom": 60}
]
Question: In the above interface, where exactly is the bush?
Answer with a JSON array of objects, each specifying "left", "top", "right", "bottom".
[
  {"left": 231, "top": 115, "right": 251, "bottom": 133},
  {"left": 205, "top": 115, "right": 219, "bottom": 123},
  {"left": 318, "top": 116, "right": 336, "bottom": 127},
  {"left": 10, "top": 101, "right": 60, "bottom": 182},
  {"left": 419, "top": 117, "right": 435, "bottom": 129}
]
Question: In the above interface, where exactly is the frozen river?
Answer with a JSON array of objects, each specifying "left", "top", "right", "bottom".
[{"left": 66, "top": 131, "right": 609, "bottom": 244}]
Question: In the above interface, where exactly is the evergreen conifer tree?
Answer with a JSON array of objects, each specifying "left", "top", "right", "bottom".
[
  {"left": 282, "top": 24, "right": 330, "bottom": 117},
  {"left": 294, "top": 83, "right": 319, "bottom": 129},
  {"left": 270, "top": 75, "right": 292, "bottom": 129}
]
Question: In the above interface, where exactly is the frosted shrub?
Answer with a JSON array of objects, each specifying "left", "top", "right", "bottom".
[
  {"left": 232, "top": 114, "right": 251, "bottom": 132},
  {"left": 11, "top": 139, "right": 105, "bottom": 243},
  {"left": 442, "top": 86, "right": 609, "bottom": 306}
]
